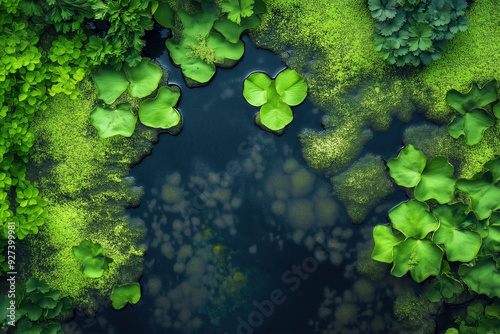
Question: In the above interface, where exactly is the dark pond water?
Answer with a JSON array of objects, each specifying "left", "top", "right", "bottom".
[{"left": 69, "top": 34, "right": 437, "bottom": 334}]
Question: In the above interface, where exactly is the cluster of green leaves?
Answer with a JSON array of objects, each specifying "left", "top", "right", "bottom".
[
  {"left": 446, "top": 80, "right": 500, "bottom": 145},
  {"left": 110, "top": 283, "right": 141, "bottom": 310},
  {"left": 445, "top": 301, "right": 500, "bottom": 334},
  {"left": 243, "top": 69, "right": 307, "bottom": 132},
  {"left": 156, "top": 0, "right": 266, "bottom": 84},
  {"left": 0, "top": 278, "right": 73, "bottom": 334},
  {"left": 372, "top": 145, "right": 500, "bottom": 301},
  {"left": 368, "top": 0, "right": 469, "bottom": 66},
  {"left": 72, "top": 240, "right": 113, "bottom": 278},
  {"left": 90, "top": 58, "right": 182, "bottom": 138},
  {"left": 19, "top": 0, "right": 155, "bottom": 68}
]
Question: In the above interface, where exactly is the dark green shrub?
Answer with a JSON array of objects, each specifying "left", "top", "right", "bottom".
[{"left": 368, "top": 0, "right": 469, "bottom": 66}]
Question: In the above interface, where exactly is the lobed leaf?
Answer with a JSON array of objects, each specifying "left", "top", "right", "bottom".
[
  {"left": 448, "top": 109, "right": 494, "bottom": 145},
  {"left": 90, "top": 104, "right": 137, "bottom": 138},
  {"left": 139, "top": 86, "right": 181, "bottom": 129},
  {"left": 392, "top": 238, "right": 443, "bottom": 283},
  {"left": 446, "top": 80, "right": 497, "bottom": 114},
  {"left": 110, "top": 283, "right": 141, "bottom": 310},
  {"left": 389, "top": 200, "right": 439, "bottom": 239},
  {"left": 372, "top": 225, "right": 405, "bottom": 263}
]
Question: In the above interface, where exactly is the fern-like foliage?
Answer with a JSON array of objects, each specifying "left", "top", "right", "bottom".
[{"left": 368, "top": 0, "right": 469, "bottom": 66}]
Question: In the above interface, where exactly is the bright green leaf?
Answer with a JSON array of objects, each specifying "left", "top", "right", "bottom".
[
  {"left": 414, "top": 157, "right": 456, "bottom": 203},
  {"left": 90, "top": 104, "right": 137, "bottom": 138},
  {"left": 448, "top": 109, "right": 494, "bottom": 145},
  {"left": 459, "top": 256, "right": 500, "bottom": 298},
  {"left": 387, "top": 145, "right": 426, "bottom": 188},
  {"left": 456, "top": 172, "right": 500, "bottom": 220},
  {"left": 154, "top": 2, "right": 174, "bottom": 28},
  {"left": 372, "top": 224, "right": 405, "bottom": 263},
  {"left": 392, "top": 238, "right": 443, "bottom": 283},
  {"left": 274, "top": 69, "right": 307, "bottom": 106},
  {"left": 92, "top": 65, "right": 129, "bottom": 104},
  {"left": 243, "top": 72, "right": 272, "bottom": 106},
  {"left": 124, "top": 58, "right": 162, "bottom": 98},
  {"left": 259, "top": 99, "right": 293, "bottom": 131},
  {"left": 389, "top": 200, "right": 439, "bottom": 239},
  {"left": 110, "top": 283, "right": 141, "bottom": 310},
  {"left": 139, "top": 86, "right": 181, "bottom": 129},
  {"left": 446, "top": 80, "right": 498, "bottom": 114}
]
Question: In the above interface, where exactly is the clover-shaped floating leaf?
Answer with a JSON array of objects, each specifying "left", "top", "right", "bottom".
[
  {"left": 274, "top": 69, "right": 308, "bottom": 106},
  {"left": 139, "top": 86, "right": 181, "bottom": 129},
  {"left": 432, "top": 203, "right": 482, "bottom": 262},
  {"left": 448, "top": 108, "right": 494, "bottom": 145},
  {"left": 124, "top": 58, "right": 162, "bottom": 98},
  {"left": 154, "top": 2, "right": 174, "bottom": 28},
  {"left": 392, "top": 238, "right": 443, "bottom": 283},
  {"left": 485, "top": 157, "right": 500, "bottom": 184},
  {"left": 446, "top": 80, "right": 497, "bottom": 114},
  {"left": 92, "top": 65, "right": 129, "bottom": 104},
  {"left": 388, "top": 145, "right": 456, "bottom": 203},
  {"left": 372, "top": 224, "right": 405, "bottom": 263},
  {"left": 110, "top": 283, "right": 141, "bottom": 310},
  {"left": 459, "top": 256, "right": 500, "bottom": 298},
  {"left": 72, "top": 240, "right": 113, "bottom": 278},
  {"left": 389, "top": 200, "right": 439, "bottom": 239},
  {"left": 243, "top": 69, "right": 307, "bottom": 132},
  {"left": 90, "top": 104, "right": 137, "bottom": 138},
  {"left": 166, "top": 39, "right": 217, "bottom": 84},
  {"left": 456, "top": 171, "right": 500, "bottom": 220}
]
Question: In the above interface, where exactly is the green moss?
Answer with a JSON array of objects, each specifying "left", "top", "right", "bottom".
[
  {"left": 393, "top": 288, "right": 441, "bottom": 334},
  {"left": 300, "top": 126, "right": 373, "bottom": 176},
  {"left": 356, "top": 239, "right": 389, "bottom": 281},
  {"left": 404, "top": 124, "right": 500, "bottom": 179},
  {"left": 186, "top": 36, "right": 217, "bottom": 64},
  {"left": 331, "top": 155, "right": 394, "bottom": 224},
  {"left": 23, "top": 77, "right": 158, "bottom": 313}
]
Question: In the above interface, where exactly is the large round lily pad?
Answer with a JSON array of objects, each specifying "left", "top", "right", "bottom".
[
  {"left": 274, "top": 69, "right": 308, "bottom": 106},
  {"left": 124, "top": 58, "right": 163, "bottom": 98},
  {"left": 92, "top": 65, "right": 129, "bottom": 104},
  {"left": 392, "top": 238, "right": 443, "bottom": 283},
  {"left": 432, "top": 203, "right": 482, "bottom": 262},
  {"left": 90, "top": 104, "right": 137, "bottom": 138},
  {"left": 139, "top": 86, "right": 181, "bottom": 129},
  {"left": 389, "top": 200, "right": 439, "bottom": 239}
]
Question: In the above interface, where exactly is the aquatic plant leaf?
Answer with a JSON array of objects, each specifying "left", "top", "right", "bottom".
[
  {"left": 482, "top": 213, "right": 500, "bottom": 253},
  {"left": 368, "top": 0, "right": 398, "bottom": 21},
  {"left": 72, "top": 240, "right": 113, "bottom": 278},
  {"left": 26, "top": 278, "right": 50, "bottom": 293},
  {"left": 456, "top": 172, "right": 500, "bottom": 220},
  {"left": 494, "top": 103, "right": 500, "bottom": 119},
  {"left": 427, "top": 263, "right": 465, "bottom": 302},
  {"left": 124, "top": 58, "right": 163, "bottom": 98},
  {"left": 154, "top": 2, "right": 174, "bottom": 28},
  {"left": 275, "top": 69, "right": 307, "bottom": 106},
  {"left": 392, "top": 238, "right": 443, "bottom": 283},
  {"left": 448, "top": 109, "right": 494, "bottom": 145},
  {"left": 372, "top": 225, "right": 405, "bottom": 263},
  {"left": 387, "top": 145, "right": 426, "bottom": 188},
  {"left": 221, "top": 0, "right": 255, "bottom": 25},
  {"left": 178, "top": 3, "right": 218, "bottom": 39},
  {"left": 214, "top": 15, "right": 260, "bottom": 43},
  {"left": 180, "top": 56, "right": 216, "bottom": 83},
  {"left": 139, "top": 86, "right": 181, "bottom": 129},
  {"left": 389, "top": 200, "right": 438, "bottom": 239},
  {"left": 206, "top": 32, "right": 245, "bottom": 61},
  {"left": 432, "top": 204, "right": 481, "bottom": 262},
  {"left": 459, "top": 256, "right": 500, "bottom": 298},
  {"left": 90, "top": 104, "right": 137, "bottom": 138},
  {"left": 92, "top": 65, "right": 129, "bottom": 104},
  {"left": 110, "top": 283, "right": 141, "bottom": 310},
  {"left": 19, "top": 300, "right": 42, "bottom": 321},
  {"left": 485, "top": 157, "right": 500, "bottom": 184},
  {"left": 446, "top": 80, "right": 498, "bottom": 114},
  {"left": 243, "top": 72, "right": 272, "bottom": 106},
  {"left": 259, "top": 99, "right": 293, "bottom": 131},
  {"left": 414, "top": 157, "right": 456, "bottom": 203}
]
